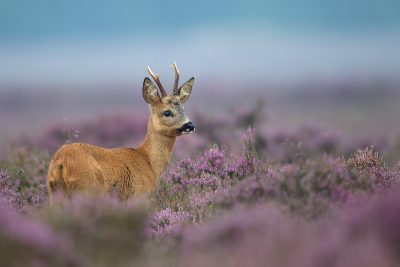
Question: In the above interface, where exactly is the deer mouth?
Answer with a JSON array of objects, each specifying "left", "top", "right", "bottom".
[
  {"left": 178, "top": 129, "right": 193, "bottom": 135},
  {"left": 177, "top": 128, "right": 195, "bottom": 135}
]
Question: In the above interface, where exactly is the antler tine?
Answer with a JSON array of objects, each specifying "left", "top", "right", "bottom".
[
  {"left": 171, "top": 61, "right": 180, "bottom": 95},
  {"left": 146, "top": 66, "right": 167, "bottom": 97}
]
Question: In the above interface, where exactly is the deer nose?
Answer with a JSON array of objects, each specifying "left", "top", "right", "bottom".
[{"left": 181, "top": 121, "right": 195, "bottom": 132}]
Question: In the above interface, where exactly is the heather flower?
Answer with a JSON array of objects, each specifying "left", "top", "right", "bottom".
[
  {"left": 162, "top": 146, "right": 227, "bottom": 194},
  {"left": 179, "top": 196, "right": 400, "bottom": 267},
  {"left": 213, "top": 147, "right": 395, "bottom": 219},
  {"left": 189, "top": 191, "right": 215, "bottom": 210},
  {"left": 226, "top": 154, "right": 258, "bottom": 178},
  {"left": 345, "top": 146, "right": 394, "bottom": 190},
  {"left": 0, "top": 168, "right": 47, "bottom": 211},
  {"left": 3, "top": 107, "right": 400, "bottom": 267},
  {"left": 150, "top": 207, "right": 190, "bottom": 238},
  {"left": 185, "top": 174, "right": 219, "bottom": 189},
  {"left": 156, "top": 130, "right": 262, "bottom": 217},
  {"left": 0, "top": 170, "right": 25, "bottom": 210}
]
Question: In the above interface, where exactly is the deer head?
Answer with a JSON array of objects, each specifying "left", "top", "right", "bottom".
[{"left": 142, "top": 62, "right": 195, "bottom": 137}]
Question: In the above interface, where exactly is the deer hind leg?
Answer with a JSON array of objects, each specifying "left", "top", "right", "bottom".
[
  {"left": 47, "top": 162, "right": 69, "bottom": 206},
  {"left": 48, "top": 160, "right": 106, "bottom": 205},
  {"left": 68, "top": 173, "right": 106, "bottom": 197},
  {"left": 63, "top": 159, "right": 106, "bottom": 198}
]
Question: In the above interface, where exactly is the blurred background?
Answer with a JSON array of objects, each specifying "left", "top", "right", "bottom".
[{"left": 1, "top": 0, "right": 400, "bottom": 160}]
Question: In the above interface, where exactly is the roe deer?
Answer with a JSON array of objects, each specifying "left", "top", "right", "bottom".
[{"left": 47, "top": 62, "right": 195, "bottom": 204}]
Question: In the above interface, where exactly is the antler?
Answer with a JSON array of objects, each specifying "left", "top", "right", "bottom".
[
  {"left": 146, "top": 66, "right": 167, "bottom": 97},
  {"left": 171, "top": 61, "right": 180, "bottom": 95}
]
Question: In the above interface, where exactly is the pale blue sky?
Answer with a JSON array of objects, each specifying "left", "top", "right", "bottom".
[
  {"left": 1, "top": 0, "right": 400, "bottom": 42},
  {"left": 0, "top": 0, "right": 399, "bottom": 87}
]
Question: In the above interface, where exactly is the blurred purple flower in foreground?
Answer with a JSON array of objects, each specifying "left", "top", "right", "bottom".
[
  {"left": 2, "top": 106, "right": 400, "bottom": 267},
  {"left": 179, "top": 191, "right": 400, "bottom": 267},
  {"left": 0, "top": 202, "right": 77, "bottom": 267}
]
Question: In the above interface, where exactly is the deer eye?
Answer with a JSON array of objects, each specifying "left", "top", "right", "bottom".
[{"left": 163, "top": 110, "right": 173, "bottom": 117}]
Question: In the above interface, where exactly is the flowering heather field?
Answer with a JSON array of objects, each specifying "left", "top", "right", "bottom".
[{"left": 1, "top": 103, "right": 400, "bottom": 267}]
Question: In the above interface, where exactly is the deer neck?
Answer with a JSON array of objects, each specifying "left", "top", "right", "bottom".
[{"left": 138, "top": 118, "right": 176, "bottom": 178}]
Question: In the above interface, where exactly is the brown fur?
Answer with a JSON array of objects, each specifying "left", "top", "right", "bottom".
[{"left": 47, "top": 72, "right": 194, "bottom": 204}]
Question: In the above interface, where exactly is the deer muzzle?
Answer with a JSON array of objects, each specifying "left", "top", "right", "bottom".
[{"left": 178, "top": 121, "right": 195, "bottom": 134}]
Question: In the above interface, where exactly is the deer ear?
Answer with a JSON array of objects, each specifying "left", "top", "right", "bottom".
[
  {"left": 178, "top": 77, "right": 194, "bottom": 103},
  {"left": 143, "top": 78, "right": 161, "bottom": 104}
]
